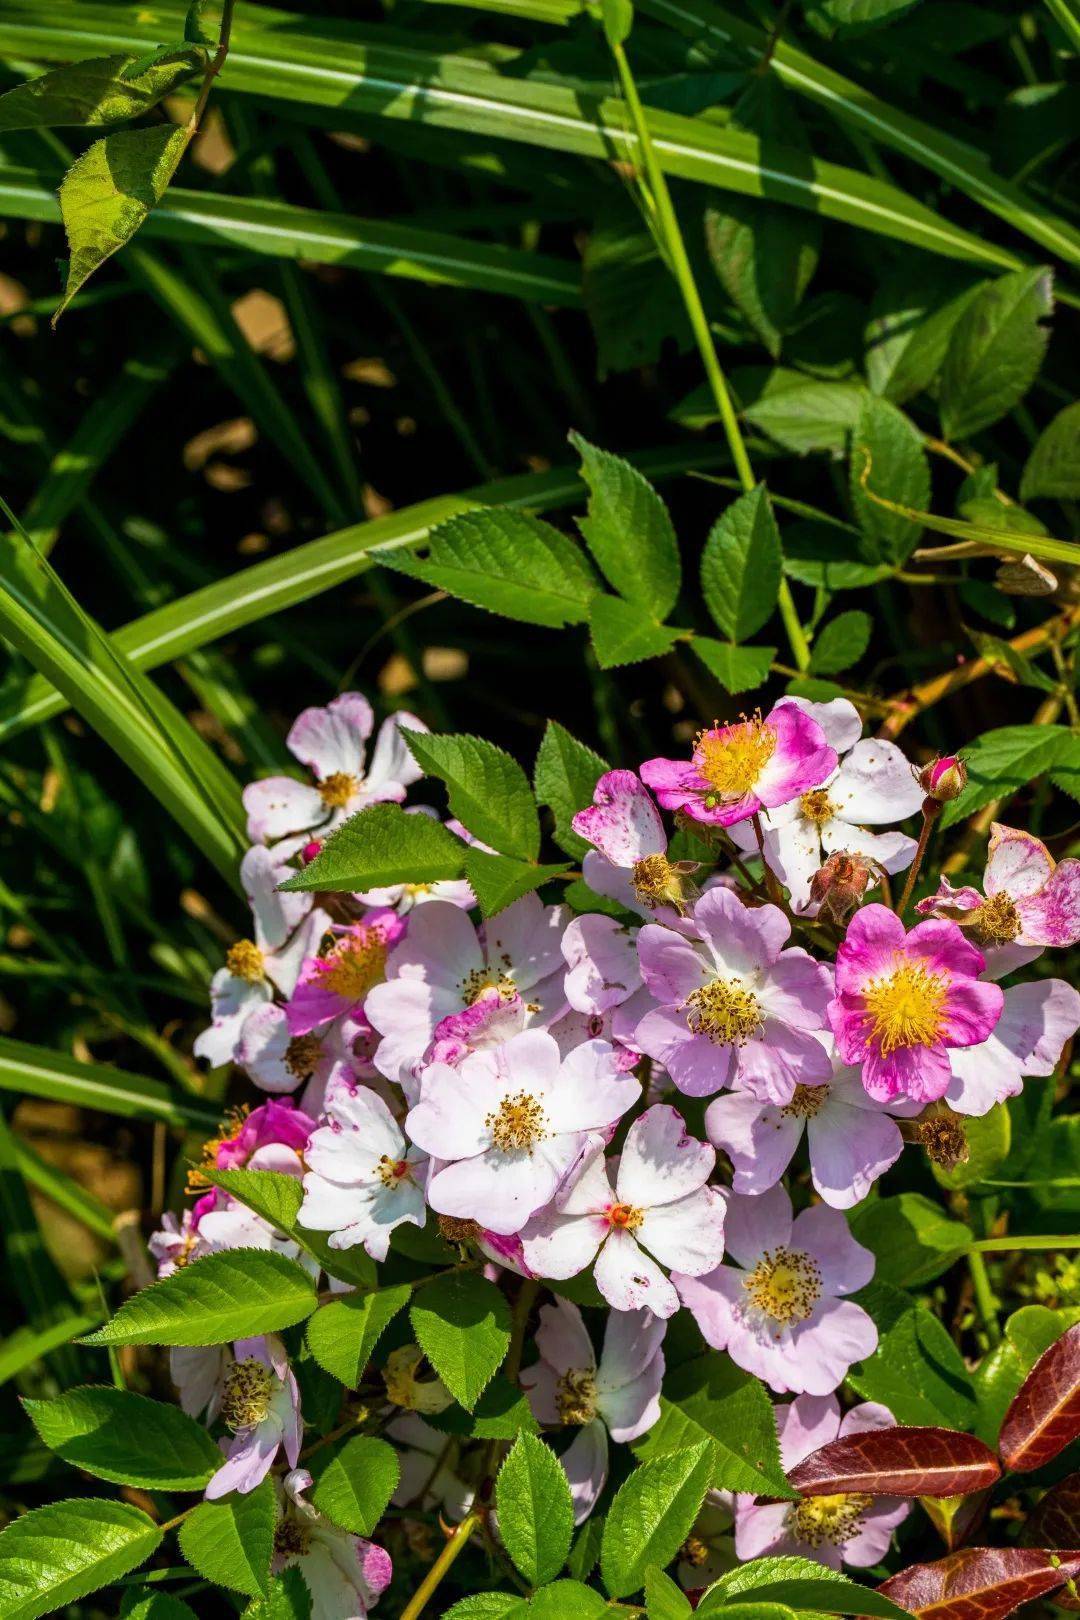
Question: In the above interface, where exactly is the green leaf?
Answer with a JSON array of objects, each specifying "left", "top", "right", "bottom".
[
  {"left": 443, "top": 1597, "right": 526, "bottom": 1620},
  {"left": 496, "top": 1432, "right": 575, "bottom": 1586},
  {"left": 676, "top": 369, "right": 866, "bottom": 455},
  {"left": 705, "top": 198, "right": 820, "bottom": 358},
  {"left": 865, "top": 264, "right": 983, "bottom": 406},
  {"left": 589, "top": 595, "right": 680, "bottom": 669},
  {"left": 571, "top": 433, "right": 681, "bottom": 617},
  {"left": 57, "top": 124, "right": 192, "bottom": 320},
  {"left": 386, "top": 508, "right": 596, "bottom": 629},
  {"left": 242, "top": 1570, "right": 313, "bottom": 1620},
  {"left": 818, "top": 0, "right": 923, "bottom": 27},
  {"left": 600, "top": 0, "right": 635, "bottom": 46},
  {"left": 847, "top": 1281, "right": 977, "bottom": 1429},
  {"left": 0, "top": 50, "right": 206, "bottom": 130},
  {"left": 850, "top": 1194, "right": 972, "bottom": 1287},
  {"left": 281, "top": 802, "right": 465, "bottom": 894},
  {"left": 121, "top": 1594, "right": 200, "bottom": 1620},
  {"left": 1020, "top": 401, "right": 1080, "bottom": 501},
  {"left": 940, "top": 267, "right": 1054, "bottom": 440},
  {"left": 933, "top": 1104, "right": 1012, "bottom": 1190},
  {"left": 405, "top": 731, "right": 539, "bottom": 860},
  {"left": 308, "top": 1435, "right": 399, "bottom": 1536},
  {"left": 1006, "top": 1303, "right": 1080, "bottom": 1370},
  {"left": 200, "top": 1167, "right": 375, "bottom": 1291},
  {"left": 696, "top": 1601, "right": 798, "bottom": 1620},
  {"left": 464, "top": 849, "right": 572, "bottom": 919},
  {"left": 781, "top": 524, "right": 891, "bottom": 590},
  {"left": 427, "top": 1375, "right": 539, "bottom": 1440},
  {"left": 528, "top": 1582, "right": 608, "bottom": 1617},
  {"left": 534, "top": 721, "right": 609, "bottom": 860},
  {"left": 568, "top": 1515, "right": 605, "bottom": 1583},
  {"left": 0, "top": 1498, "right": 162, "bottom": 1619},
  {"left": 305, "top": 1285, "right": 411, "bottom": 1386},
  {"left": 692, "top": 639, "right": 776, "bottom": 695},
  {"left": 645, "top": 1565, "right": 694, "bottom": 1618},
  {"left": 850, "top": 395, "right": 930, "bottom": 564},
  {"left": 179, "top": 1477, "right": 275, "bottom": 1599},
  {"left": 635, "top": 1356, "right": 795, "bottom": 1498},
  {"left": 807, "top": 611, "right": 872, "bottom": 675},
  {"left": 703, "top": 1554, "right": 914, "bottom": 1619},
  {"left": 410, "top": 1270, "right": 511, "bottom": 1411},
  {"left": 972, "top": 1338, "right": 1025, "bottom": 1450},
  {"left": 700, "top": 485, "right": 782, "bottom": 642},
  {"left": 81, "top": 1248, "right": 318, "bottom": 1347},
  {"left": 601, "top": 1442, "right": 715, "bottom": 1599},
  {"left": 23, "top": 1386, "right": 221, "bottom": 1489},
  {"left": 939, "top": 725, "right": 1076, "bottom": 828}
]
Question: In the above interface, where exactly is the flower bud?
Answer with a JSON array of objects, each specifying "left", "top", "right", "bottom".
[
  {"left": 300, "top": 839, "right": 323, "bottom": 864},
  {"left": 808, "top": 851, "right": 873, "bottom": 925},
  {"left": 919, "top": 756, "right": 967, "bottom": 803}
]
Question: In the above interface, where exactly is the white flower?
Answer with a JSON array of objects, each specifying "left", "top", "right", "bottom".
[{"left": 299, "top": 1080, "right": 428, "bottom": 1260}]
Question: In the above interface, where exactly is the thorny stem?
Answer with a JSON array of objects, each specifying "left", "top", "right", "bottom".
[
  {"left": 607, "top": 36, "right": 810, "bottom": 672},
  {"left": 398, "top": 1512, "right": 481, "bottom": 1620},
  {"left": 189, "top": 0, "right": 237, "bottom": 133},
  {"left": 895, "top": 802, "right": 938, "bottom": 917}
]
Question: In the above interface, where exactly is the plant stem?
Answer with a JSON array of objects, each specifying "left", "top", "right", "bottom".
[
  {"left": 189, "top": 0, "right": 237, "bottom": 132},
  {"left": 895, "top": 803, "right": 937, "bottom": 916},
  {"left": 399, "top": 1512, "right": 480, "bottom": 1620},
  {"left": 967, "top": 1250, "right": 1001, "bottom": 1346},
  {"left": 608, "top": 37, "right": 809, "bottom": 671}
]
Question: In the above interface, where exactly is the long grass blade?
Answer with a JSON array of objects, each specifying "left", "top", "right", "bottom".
[{"left": 0, "top": 1036, "right": 222, "bottom": 1131}]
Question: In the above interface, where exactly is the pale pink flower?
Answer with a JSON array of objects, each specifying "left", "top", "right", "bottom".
[
  {"left": 520, "top": 1105, "right": 725, "bottom": 1318},
  {"left": 205, "top": 1334, "right": 302, "bottom": 1499},
  {"left": 522, "top": 1298, "right": 664, "bottom": 1522},
  {"left": 299, "top": 1080, "right": 427, "bottom": 1260},
  {"left": 640, "top": 703, "right": 836, "bottom": 829},
  {"left": 276, "top": 1467, "right": 393, "bottom": 1617},
  {"left": 829, "top": 904, "right": 1003, "bottom": 1103},
  {"left": 945, "top": 977, "right": 1080, "bottom": 1116},
  {"left": 562, "top": 913, "right": 642, "bottom": 1017},
  {"left": 405, "top": 1031, "right": 639, "bottom": 1235},
  {"left": 634, "top": 886, "right": 833, "bottom": 1103},
  {"left": 572, "top": 769, "right": 691, "bottom": 921},
  {"left": 730, "top": 698, "right": 922, "bottom": 913},
  {"left": 735, "top": 1395, "right": 908, "bottom": 1569},
  {"left": 674, "top": 1184, "right": 877, "bottom": 1395},
  {"left": 287, "top": 911, "right": 407, "bottom": 1038},
  {"left": 388, "top": 1412, "right": 474, "bottom": 1521}
]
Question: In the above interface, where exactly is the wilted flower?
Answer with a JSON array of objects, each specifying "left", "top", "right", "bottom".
[
  {"left": 572, "top": 768, "right": 691, "bottom": 917},
  {"left": 205, "top": 1334, "right": 302, "bottom": 1498},
  {"left": 275, "top": 1468, "right": 393, "bottom": 1617}
]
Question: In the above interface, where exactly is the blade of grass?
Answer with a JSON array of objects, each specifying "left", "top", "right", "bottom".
[
  {"left": 0, "top": 1035, "right": 222, "bottom": 1130},
  {"left": 0, "top": 1108, "right": 83, "bottom": 1384},
  {"left": 13, "top": 1136, "right": 118, "bottom": 1245}
]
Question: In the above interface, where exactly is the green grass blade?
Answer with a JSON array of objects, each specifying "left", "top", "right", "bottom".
[
  {"left": 0, "top": 1110, "right": 83, "bottom": 1384},
  {"left": 0, "top": 1035, "right": 222, "bottom": 1131},
  {"left": 13, "top": 1137, "right": 118, "bottom": 1244},
  {"left": 1043, "top": 0, "right": 1080, "bottom": 49}
]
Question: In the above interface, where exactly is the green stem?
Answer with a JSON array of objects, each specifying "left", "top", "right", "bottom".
[
  {"left": 608, "top": 36, "right": 809, "bottom": 671},
  {"left": 399, "top": 1512, "right": 480, "bottom": 1620},
  {"left": 967, "top": 1251, "right": 1001, "bottom": 1346},
  {"left": 895, "top": 804, "right": 937, "bottom": 917}
]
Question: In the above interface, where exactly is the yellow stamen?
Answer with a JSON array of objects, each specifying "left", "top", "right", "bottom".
[
  {"left": 800, "top": 789, "right": 835, "bottom": 826},
  {"left": 555, "top": 1367, "right": 598, "bottom": 1425},
  {"left": 318, "top": 771, "right": 357, "bottom": 808},
  {"left": 863, "top": 959, "right": 948, "bottom": 1054},
  {"left": 320, "top": 931, "right": 388, "bottom": 1002},
  {"left": 226, "top": 938, "right": 265, "bottom": 983},
  {"left": 187, "top": 1106, "right": 249, "bottom": 1192},
  {"left": 606, "top": 1202, "right": 644, "bottom": 1231},
  {"left": 632, "top": 853, "right": 685, "bottom": 910},
  {"left": 972, "top": 891, "right": 1022, "bottom": 944},
  {"left": 486, "top": 1091, "right": 548, "bottom": 1153},
  {"left": 376, "top": 1154, "right": 411, "bottom": 1187},
  {"left": 221, "top": 1358, "right": 275, "bottom": 1430},
  {"left": 694, "top": 712, "right": 776, "bottom": 808},
  {"left": 781, "top": 1084, "right": 828, "bottom": 1119},
  {"left": 285, "top": 1033, "right": 322, "bottom": 1080},
  {"left": 791, "top": 1493, "right": 873, "bottom": 1547},
  {"left": 744, "top": 1245, "right": 822, "bottom": 1328},
  {"left": 461, "top": 967, "right": 517, "bottom": 1005},
  {"left": 686, "top": 978, "right": 763, "bottom": 1045}
]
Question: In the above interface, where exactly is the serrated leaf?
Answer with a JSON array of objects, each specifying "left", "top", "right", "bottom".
[
  {"left": 940, "top": 267, "right": 1054, "bottom": 441},
  {"left": 200, "top": 1167, "right": 375, "bottom": 1291},
  {"left": 443, "top": 1597, "right": 525, "bottom": 1619},
  {"left": 464, "top": 849, "right": 571, "bottom": 918},
  {"left": 533, "top": 720, "right": 609, "bottom": 860},
  {"left": 692, "top": 638, "right": 776, "bottom": 695},
  {"left": 850, "top": 395, "right": 930, "bottom": 564},
  {"left": 645, "top": 1565, "right": 693, "bottom": 1618},
  {"left": 410, "top": 1270, "right": 511, "bottom": 1411},
  {"left": 706, "top": 1555, "right": 915, "bottom": 1618},
  {"left": 496, "top": 1432, "right": 574, "bottom": 1586},
  {"left": 529, "top": 1582, "right": 608, "bottom": 1617},
  {"left": 309, "top": 1435, "right": 399, "bottom": 1535},
  {"left": 179, "top": 1478, "right": 275, "bottom": 1599},
  {"left": 673, "top": 369, "right": 865, "bottom": 454},
  {"left": 848, "top": 1282, "right": 977, "bottom": 1430},
  {"left": 788, "top": 1425, "right": 1000, "bottom": 1497},
  {"left": 57, "top": 124, "right": 192, "bottom": 321},
  {"left": 635, "top": 1356, "right": 795, "bottom": 1498},
  {"left": 385, "top": 508, "right": 596, "bottom": 628},
  {"left": 850, "top": 1194, "right": 972, "bottom": 1287},
  {"left": 81, "top": 1247, "right": 317, "bottom": 1346},
  {"left": 24, "top": 1386, "right": 221, "bottom": 1489},
  {"left": 241, "top": 1568, "right": 312, "bottom": 1620},
  {"left": 589, "top": 595, "right": 680, "bottom": 669},
  {"left": 121, "top": 1593, "right": 200, "bottom": 1620},
  {"left": 1020, "top": 401, "right": 1080, "bottom": 501},
  {"left": 705, "top": 198, "right": 820, "bottom": 358},
  {"left": 405, "top": 731, "right": 539, "bottom": 859},
  {"left": 865, "top": 265, "right": 982, "bottom": 406},
  {"left": 427, "top": 1375, "right": 539, "bottom": 1440},
  {"left": 808, "top": 611, "right": 872, "bottom": 674},
  {"left": 0, "top": 50, "right": 206, "bottom": 131},
  {"left": 305, "top": 1285, "right": 411, "bottom": 1386},
  {"left": 280, "top": 802, "right": 465, "bottom": 894},
  {"left": 939, "top": 725, "right": 1074, "bottom": 828},
  {"left": 700, "top": 485, "right": 782, "bottom": 642},
  {"left": 0, "top": 1499, "right": 161, "bottom": 1619},
  {"left": 601, "top": 1441, "right": 715, "bottom": 1599},
  {"left": 571, "top": 432, "right": 681, "bottom": 617}
]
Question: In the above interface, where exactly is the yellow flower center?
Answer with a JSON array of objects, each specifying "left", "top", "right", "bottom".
[
  {"left": 555, "top": 1367, "right": 598, "bottom": 1425},
  {"left": 790, "top": 1492, "right": 873, "bottom": 1547},
  {"left": 226, "top": 938, "right": 265, "bottom": 983},
  {"left": 694, "top": 713, "right": 776, "bottom": 808},
  {"left": 486, "top": 1091, "right": 548, "bottom": 1153},
  {"left": 187, "top": 1106, "right": 249, "bottom": 1191},
  {"left": 318, "top": 771, "right": 357, "bottom": 808},
  {"left": 320, "top": 931, "right": 388, "bottom": 1002},
  {"left": 680, "top": 1534, "right": 710, "bottom": 1569},
  {"left": 685, "top": 978, "right": 763, "bottom": 1045},
  {"left": 863, "top": 960, "right": 948, "bottom": 1054},
  {"left": 606, "top": 1202, "right": 645, "bottom": 1231},
  {"left": 744, "top": 1245, "right": 822, "bottom": 1328},
  {"left": 376, "top": 1154, "right": 411, "bottom": 1187},
  {"left": 781, "top": 1083, "right": 828, "bottom": 1119},
  {"left": 285, "top": 1033, "right": 322, "bottom": 1079},
  {"left": 632, "top": 853, "right": 684, "bottom": 909},
  {"left": 800, "top": 789, "right": 835, "bottom": 826},
  {"left": 461, "top": 967, "right": 518, "bottom": 1005},
  {"left": 221, "top": 1358, "right": 275, "bottom": 1430},
  {"left": 973, "top": 891, "right": 1022, "bottom": 944}
]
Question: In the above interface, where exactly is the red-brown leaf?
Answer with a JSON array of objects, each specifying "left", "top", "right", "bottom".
[
  {"left": 999, "top": 1321, "right": 1080, "bottom": 1472},
  {"left": 787, "top": 1426, "right": 1001, "bottom": 1499},
  {"left": 1023, "top": 1471, "right": 1080, "bottom": 1549},
  {"left": 878, "top": 1547, "right": 1080, "bottom": 1620}
]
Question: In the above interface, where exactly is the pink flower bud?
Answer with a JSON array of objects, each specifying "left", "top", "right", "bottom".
[
  {"left": 300, "top": 839, "right": 323, "bottom": 864},
  {"left": 919, "top": 756, "right": 968, "bottom": 803}
]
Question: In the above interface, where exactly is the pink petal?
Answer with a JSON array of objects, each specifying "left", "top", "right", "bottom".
[
  {"left": 287, "top": 693, "right": 373, "bottom": 777},
  {"left": 571, "top": 769, "right": 666, "bottom": 865},
  {"left": 615, "top": 1104, "right": 715, "bottom": 1207},
  {"left": 594, "top": 1228, "right": 679, "bottom": 1317}
]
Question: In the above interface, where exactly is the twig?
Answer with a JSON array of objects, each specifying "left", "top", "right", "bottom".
[{"left": 399, "top": 1512, "right": 480, "bottom": 1620}]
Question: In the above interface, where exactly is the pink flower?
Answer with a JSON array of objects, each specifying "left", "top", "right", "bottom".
[
  {"left": 522, "top": 1298, "right": 664, "bottom": 1522},
  {"left": 674, "top": 1184, "right": 877, "bottom": 1395},
  {"left": 705, "top": 1055, "right": 904, "bottom": 1209},
  {"left": 205, "top": 1334, "right": 302, "bottom": 1499},
  {"left": 917, "top": 822, "right": 1080, "bottom": 977},
  {"left": 389, "top": 1412, "right": 474, "bottom": 1521},
  {"left": 405, "top": 1030, "right": 639, "bottom": 1235},
  {"left": 634, "top": 886, "right": 833, "bottom": 1103},
  {"left": 829, "top": 905, "right": 1004, "bottom": 1103},
  {"left": 640, "top": 703, "right": 836, "bottom": 829},
  {"left": 730, "top": 698, "right": 922, "bottom": 914},
  {"left": 287, "top": 910, "right": 407, "bottom": 1038},
  {"left": 214, "top": 1098, "right": 316, "bottom": 1171},
  {"left": 562, "top": 913, "right": 642, "bottom": 1017},
  {"left": 276, "top": 1467, "right": 393, "bottom": 1616},
  {"left": 299, "top": 1081, "right": 428, "bottom": 1260},
  {"left": 572, "top": 769, "right": 691, "bottom": 919},
  {"left": 149, "top": 1210, "right": 208, "bottom": 1278},
  {"left": 735, "top": 1395, "right": 908, "bottom": 1569},
  {"left": 243, "top": 693, "right": 425, "bottom": 855},
  {"left": 365, "top": 895, "right": 568, "bottom": 1095},
  {"left": 944, "top": 977, "right": 1080, "bottom": 1116},
  {"left": 520, "top": 1105, "right": 726, "bottom": 1318}
]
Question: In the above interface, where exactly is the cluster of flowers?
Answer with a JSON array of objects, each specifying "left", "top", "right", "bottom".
[{"left": 152, "top": 691, "right": 1080, "bottom": 1614}]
